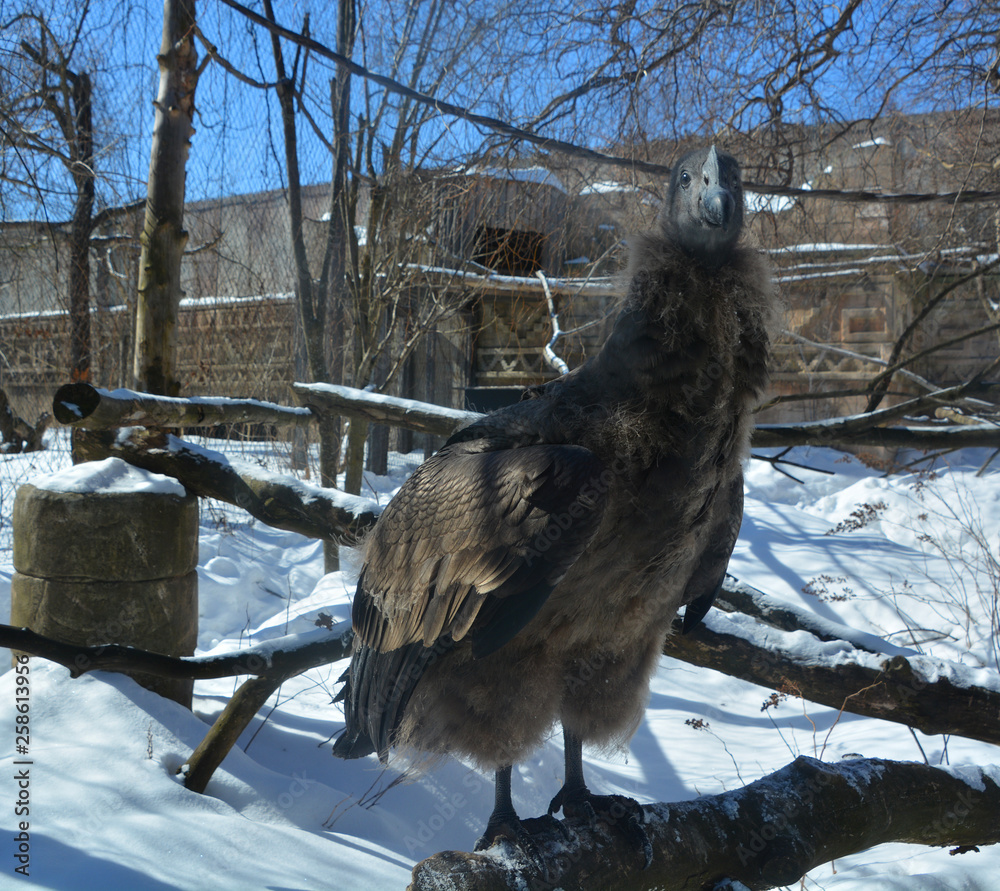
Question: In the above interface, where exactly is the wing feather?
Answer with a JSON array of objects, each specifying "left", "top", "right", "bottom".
[
  {"left": 355, "top": 440, "right": 608, "bottom": 652},
  {"left": 336, "top": 439, "right": 609, "bottom": 760}
]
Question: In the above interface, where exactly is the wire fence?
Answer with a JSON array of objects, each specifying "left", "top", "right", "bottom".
[
  {"left": 2, "top": 2, "right": 1000, "bottom": 480},
  {"left": 0, "top": 2, "right": 628, "bottom": 486}
]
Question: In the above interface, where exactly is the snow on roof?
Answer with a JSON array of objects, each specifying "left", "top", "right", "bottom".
[
  {"left": 774, "top": 242, "right": 886, "bottom": 254},
  {"left": 852, "top": 137, "right": 892, "bottom": 149},
  {"left": 31, "top": 456, "right": 186, "bottom": 496},
  {"left": 1, "top": 293, "right": 295, "bottom": 320},
  {"left": 406, "top": 263, "right": 619, "bottom": 293},
  {"left": 744, "top": 191, "right": 795, "bottom": 214},
  {"left": 179, "top": 292, "right": 294, "bottom": 309},
  {"left": 579, "top": 180, "right": 635, "bottom": 196},
  {"left": 461, "top": 165, "right": 566, "bottom": 192}
]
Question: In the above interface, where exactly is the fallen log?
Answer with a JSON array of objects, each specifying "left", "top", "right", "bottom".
[{"left": 409, "top": 756, "right": 1000, "bottom": 891}]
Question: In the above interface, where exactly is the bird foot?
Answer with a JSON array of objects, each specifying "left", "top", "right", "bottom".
[
  {"left": 548, "top": 787, "right": 653, "bottom": 868},
  {"left": 474, "top": 812, "right": 565, "bottom": 875}
]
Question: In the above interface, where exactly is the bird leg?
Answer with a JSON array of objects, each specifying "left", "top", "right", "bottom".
[
  {"left": 475, "top": 765, "right": 565, "bottom": 871},
  {"left": 548, "top": 726, "right": 653, "bottom": 867},
  {"left": 475, "top": 766, "right": 522, "bottom": 850}
]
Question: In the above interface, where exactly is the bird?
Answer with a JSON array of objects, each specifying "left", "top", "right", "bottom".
[{"left": 333, "top": 144, "right": 777, "bottom": 862}]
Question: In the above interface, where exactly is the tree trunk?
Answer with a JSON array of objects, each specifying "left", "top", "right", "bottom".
[
  {"left": 68, "top": 71, "right": 94, "bottom": 383},
  {"left": 263, "top": 0, "right": 355, "bottom": 569},
  {"left": 342, "top": 416, "right": 367, "bottom": 494},
  {"left": 133, "top": 0, "right": 198, "bottom": 396}
]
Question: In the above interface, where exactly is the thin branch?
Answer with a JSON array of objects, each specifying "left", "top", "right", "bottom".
[
  {"left": 215, "top": 0, "right": 1000, "bottom": 205},
  {"left": 535, "top": 270, "right": 570, "bottom": 375},
  {"left": 194, "top": 26, "right": 280, "bottom": 89},
  {"left": 780, "top": 329, "right": 939, "bottom": 391},
  {"left": 866, "top": 257, "right": 1000, "bottom": 410}
]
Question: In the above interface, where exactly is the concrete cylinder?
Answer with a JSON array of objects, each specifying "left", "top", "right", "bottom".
[{"left": 11, "top": 457, "right": 198, "bottom": 708}]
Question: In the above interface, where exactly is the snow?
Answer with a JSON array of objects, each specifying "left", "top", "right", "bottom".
[
  {"left": 852, "top": 137, "right": 892, "bottom": 149},
  {"left": 745, "top": 190, "right": 795, "bottom": 214},
  {"left": 579, "top": 180, "right": 634, "bottom": 195},
  {"left": 773, "top": 242, "right": 887, "bottom": 254},
  {"left": 28, "top": 456, "right": 186, "bottom": 497},
  {"left": 178, "top": 292, "right": 294, "bottom": 309},
  {"left": 2, "top": 434, "right": 999, "bottom": 889},
  {"left": 460, "top": 165, "right": 567, "bottom": 192}
]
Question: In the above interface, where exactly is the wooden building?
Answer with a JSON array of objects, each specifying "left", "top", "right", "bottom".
[{"left": 2, "top": 114, "right": 998, "bottom": 435}]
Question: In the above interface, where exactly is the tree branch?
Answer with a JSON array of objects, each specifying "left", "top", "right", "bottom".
[
  {"left": 663, "top": 607, "right": 1000, "bottom": 747},
  {"left": 0, "top": 621, "right": 352, "bottom": 681},
  {"left": 53, "top": 382, "right": 314, "bottom": 429},
  {"left": 291, "top": 382, "right": 481, "bottom": 438},
  {"left": 410, "top": 757, "right": 1000, "bottom": 891},
  {"left": 215, "top": 0, "right": 1000, "bottom": 205},
  {"left": 70, "top": 426, "right": 380, "bottom": 542}
]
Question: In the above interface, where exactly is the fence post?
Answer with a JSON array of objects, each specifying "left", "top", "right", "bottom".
[{"left": 10, "top": 457, "right": 199, "bottom": 707}]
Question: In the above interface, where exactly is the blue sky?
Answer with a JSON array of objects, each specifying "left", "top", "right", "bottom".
[{"left": 0, "top": 0, "right": 992, "bottom": 224}]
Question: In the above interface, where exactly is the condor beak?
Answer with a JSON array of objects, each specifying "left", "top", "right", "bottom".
[
  {"left": 702, "top": 187, "right": 735, "bottom": 229},
  {"left": 701, "top": 145, "right": 735, "bottom": 229}
]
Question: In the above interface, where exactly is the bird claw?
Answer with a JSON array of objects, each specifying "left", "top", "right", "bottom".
[
  {"left": 549, "top": 789, "right": 653, "bottom": 869},
  {"left": 474, "top": 813, "right": 560, "bottom": 877}
]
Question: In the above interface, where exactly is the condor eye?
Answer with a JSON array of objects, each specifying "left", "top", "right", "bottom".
[{"left": 679, "top": 171, "right": 691, "bottom": 189}]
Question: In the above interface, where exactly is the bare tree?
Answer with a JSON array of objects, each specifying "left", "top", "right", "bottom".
[
  {"left": 0, "top": 8, "right": 97, "bottom": 382},
  {"left": 132, "top": 0, "right": 199, "bottom": 396},
  {"left": 205, "top": 0, "right": 547, "bottom": 496}
]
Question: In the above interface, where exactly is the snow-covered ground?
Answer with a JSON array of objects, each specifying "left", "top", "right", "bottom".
[{"left": 2, "top": 432, "right": 998, "bottom": 889}]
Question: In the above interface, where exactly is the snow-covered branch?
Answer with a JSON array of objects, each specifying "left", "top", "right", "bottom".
[
  {"left": 411, "top": 757, "right": 1000, "bottom": 891},
  {"left": 53, "top": 382, "right": 313, "bottom": 429},
  {"left": 535, "top": 270, "right": 570, "bottom": 375},
  {"left": 290, "top": 382, "right": 480, "bottom": 438},
  {"left": 0, "top": 622, "right": 353, "bottom": 681},
  {"left": 666, "top": 592, "right": 1000, "bottom": 747},
  {"left": 72, "top": 426, "right": 381, "bottom": 542}
]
